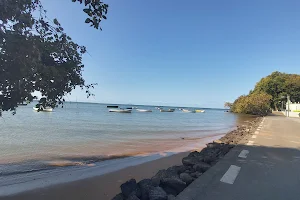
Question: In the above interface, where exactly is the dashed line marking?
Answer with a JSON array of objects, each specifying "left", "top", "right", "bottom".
[
  {"left": 220, "top": 165, "right": 241, "bottom": 184},
  {"left": 238, "top": 150, "right": 249, "bottom": 158},
  {"left": 252, "top": 135, "right": 257, "bottom": 139},
  {"left": 247, "top": 140, "right": 254, "bottom": 145}
]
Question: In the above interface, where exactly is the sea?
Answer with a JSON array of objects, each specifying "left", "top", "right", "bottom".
[{"left": 0, "top": 102, "right": 253, "bottom": 194}]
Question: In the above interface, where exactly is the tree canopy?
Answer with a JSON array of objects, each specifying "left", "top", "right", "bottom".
[
  {"left": 229, "top": 71, "right": 300, "bottom": 116},
  {"left": 0, "top": 0, "right": 108, "bottom": 115}
]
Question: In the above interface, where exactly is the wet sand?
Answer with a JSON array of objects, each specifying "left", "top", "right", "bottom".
[{"left": 1, "top": 152, "right": 190, "bottom": 200}]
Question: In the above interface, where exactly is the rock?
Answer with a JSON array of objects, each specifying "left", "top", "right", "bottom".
[
  {"left": 245, "top": 128, "right": 250, "bottom": 132},
  {"left": 187, "top": 151, "right": 201, "bottom": 157},
  {"left": 151, "top": 169, "right": 179, "bottom": 186},
  {"left": 167, "top": 195, "right": 176, "bottom": 200},
  {"left": 148, "top": 187, "right": 167, "bottom": 200},
  {"left": 193, "top": 162, "right": 211, "bottom": 173},
  {"left": 138, "top": 179, "right": 155, "bottom": 200},
  {"left": 160, "top": 177, "right": 186, "bottom": 195},
  {"left": 112, "top": 193, "right": 124, "bottom": 200},
  {"left": 182, "top": 156, "right": 203, "bottom": 166},
  {"left": 190, "top": 171, "right": 202, "bottom": 178},
  {"left": 120, "top": 179, "right": 140, "bottom": 198},
  {"left": 127, "top": 194, "right": 141, "bottom": 200},
  {"left": 179, "top": 173, "right": 194, "bottom": 185}
]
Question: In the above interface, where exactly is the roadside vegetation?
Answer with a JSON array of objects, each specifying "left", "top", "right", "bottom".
[{"left": 227, "top": 72, "right": 300, "bottom": 116}]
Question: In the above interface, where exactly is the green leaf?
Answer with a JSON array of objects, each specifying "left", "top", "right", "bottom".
[
  {"left": 85, "top": 18, "right": 91, "bottom": 23},
  {"left": 83, "top": 8, "right": 91, "bottom": 14}
]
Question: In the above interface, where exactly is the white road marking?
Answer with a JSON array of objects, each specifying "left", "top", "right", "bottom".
[
  {"left": 252, "top": 135, "right": 257, "bottom": 139},
  {"left": 247, "top": 140, "right": 254, "bottom": 145},
  {"left": 238, "top": 150, "right": 249, "bottom": 158},
  {"left": 220, "top": 165, "right": 241, "bottom": 184}
]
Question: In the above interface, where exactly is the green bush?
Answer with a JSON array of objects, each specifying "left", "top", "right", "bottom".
[{"left": 231, "top": 93, "right": 272, "bottom": 116}]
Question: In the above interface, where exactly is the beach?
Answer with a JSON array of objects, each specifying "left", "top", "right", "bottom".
[
  {"left": 0, "top": 116, "right": 261, "bottom": 200},
  {"left": 0, "top": 152, "right": 190, "bottom": 200}
]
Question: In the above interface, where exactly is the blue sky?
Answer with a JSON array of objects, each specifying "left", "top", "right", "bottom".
[{"left": 41, "top": 0, "right": 300, "bottom": 108}]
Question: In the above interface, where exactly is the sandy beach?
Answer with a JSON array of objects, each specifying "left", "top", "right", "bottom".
[{"left": 1, "top": 152, "right": 190, "bottom": 200}]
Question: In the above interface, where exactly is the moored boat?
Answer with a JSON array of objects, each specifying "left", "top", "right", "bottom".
[
  {"left": 109, "top": 109, "right": 132, "bottom": 113},
  {"left": 107, "top": 105, "right": 118, "bottom": 108},
  {"left": 160, "top": 109, "right": 175, "bottom": 112},
  {"left": 136, "top": 109, "right": 152, "bottom": 112},
  {"left": 195, "top": 109, "right": 205, "bottom": 113},
  {"left": 182, "top": 109, "right": 196, "bottom": 113},
  {"left": 33, "top": 106, "right": 53, "bottom": 112}
]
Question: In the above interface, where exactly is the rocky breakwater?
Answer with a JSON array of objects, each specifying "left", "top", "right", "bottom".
[{"left": 112, "top": 117, "right": 262, "bottom": 200}]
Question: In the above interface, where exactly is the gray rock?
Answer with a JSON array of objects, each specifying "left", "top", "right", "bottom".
[
  {"left": 167, "top": 195, "right": 176, "bottom": 200},
  {"left": 138, "top": 179, "right": 155, "bottom": 200},
  {"left": 151, "top": 169, "right": 179, "bottom": 186},
  {"left": 182, "top": 156, "right": 203, "bottom": 166},
  {"left": 120, "top": 179, "right": 140, "bottom": 198},
  {"left": 148, "top": 187, "right": 167, "bottom": 200},
  {"left": 187, "top": 151, "right": 201, "bottom": 157},
  {"left": 190, "top": 171, "right": 202, "bottom": 178},
  {"left": 179, "top": 173, "right": 194, "bottom": 185},
  {"left": 161, "top": 177, "right": 186, "bottom": 195},
  {"left": 193, "top": 162, "right": 211, "bottom": 173},
  {"left": 112, "top": 193, "right": 124, "bottom": 200},
  {"left": 167, "top": 165, "right": 187, "bottom": 174},
  {"left": 127, "top": 194, "right": 141, "bottom": 200}
]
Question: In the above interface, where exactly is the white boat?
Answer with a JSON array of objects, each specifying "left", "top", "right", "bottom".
[
  {"left": 136, "top": 109, "right": 152, "bottom": 112},
  {"left": 182, "top": 109, "right": 195, "bottom": 113},
  {"left": 160, "top": 109, "right": 175, "bottom": 112},
  {"left": 109, "top": 109, "right": 132, "bottom": 113},
  {"left": 195, "top": 109, "right": 205, "bottom": 113},
  {"left": 33, "top": 107, "right": 53, "bottom": 112}
]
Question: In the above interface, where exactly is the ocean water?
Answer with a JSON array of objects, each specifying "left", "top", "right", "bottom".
[{"left": 0, "top": 102, "right": 252, "bottom": 177}]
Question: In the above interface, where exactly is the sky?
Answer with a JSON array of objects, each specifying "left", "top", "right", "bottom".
[{"left": 40, "top": 0, "right": 300, "bottom": 108}]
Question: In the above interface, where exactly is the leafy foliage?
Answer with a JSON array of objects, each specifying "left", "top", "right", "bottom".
[
  {"left": 231, "top": 93, "right": 272, "bottom": 116},
  {"left": 72, "top": 0, "right": 108, "bottom": 30},
  {"left": 224, "top": 102, "right": 233, "bottom": 109},
  {"left": 0, "top": 0, "right": 108, "bottom": 115},
  {"left": 230, "top": 71, "right": 300, "bottom": 115},
  {"left": 252, "top": 71, "right": 300, "bottom": 110}
]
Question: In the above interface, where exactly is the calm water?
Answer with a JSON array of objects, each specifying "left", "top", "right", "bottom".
[{"left": 0, "top": 102, "right": 251, "bottom": 176}]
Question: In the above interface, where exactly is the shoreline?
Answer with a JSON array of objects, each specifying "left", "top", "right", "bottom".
[
  {"left": 0, "top": 117, "right": 261, "bottom": 200},
  {"left": 0, "top": 135, "right": 223, "bottom": 198}
]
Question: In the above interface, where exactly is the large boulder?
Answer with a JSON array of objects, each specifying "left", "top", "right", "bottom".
[
  {"left": 190, "top": 171, "right": 202, "bottom": 178},
  {"left": 120, "top": 179, "right": 141, "bottom": 198},
  {"left": 151, "top": 168, "right": 179, "bottom": 186},
  {"left": 167, "top": 195, "right": 176, "bottom": 200},
  {"left": 193, "top": 162, "right": 211, "bottom": 173},
  {"left": 187, "top": 151, "right": 202, "bottom": 157},
  {"left": 160, "top": 177, "right": 186, "bottom": 195},
  {"left": 179, "top": 173, "right": 194, "bottom": 185},
  {"left": 112, "top": 193, "right": 124, "bottom": 200},
  {"left": 138, "top": 179, "right": 155, "bottom": 200},
  {"left": 182, "top": 156, "right": 203, "bottom": 166},
  {"left": 148, "top": 187, "right": 167, "bottom": 200},
  {"left": 127, "top": 194, "right": 141, "bottom": 200}
]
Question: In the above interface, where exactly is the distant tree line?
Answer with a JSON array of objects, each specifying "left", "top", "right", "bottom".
[{"left": 225, "top": 71, "right": 300, "bottom": 116}]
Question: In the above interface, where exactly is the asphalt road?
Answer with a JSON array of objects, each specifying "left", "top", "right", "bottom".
[{"left": 176, "top": 114, "right": 300, "bottom": 200}]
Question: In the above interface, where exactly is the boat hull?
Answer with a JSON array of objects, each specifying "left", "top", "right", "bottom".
[{"left": 109, "top": 109, "right": 132, "bottom": 113}]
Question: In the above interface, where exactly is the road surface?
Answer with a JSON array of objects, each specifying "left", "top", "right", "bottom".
[{"left": 176, "top": 114, "right": 300, "bottom": 200}]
